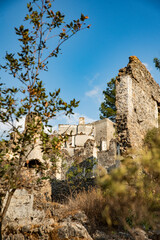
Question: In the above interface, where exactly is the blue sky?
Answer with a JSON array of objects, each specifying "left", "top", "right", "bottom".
[{"left": 1, "top": 0, "right": 160, "bottom": 129}]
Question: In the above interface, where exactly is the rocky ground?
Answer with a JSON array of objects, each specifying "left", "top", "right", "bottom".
[{"left": 2, "top": 201, "right": 160, "bottom": 240}]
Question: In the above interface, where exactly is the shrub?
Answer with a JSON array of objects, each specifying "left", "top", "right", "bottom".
[
  {"left": 144, "top": 127, "right": 159, "bottom": 148},
  {"left": 97, "top": 137, "right": 160, "bottom": 234},
  {"left": 64, "top": 131, "right": 160, "bottom": 236}
]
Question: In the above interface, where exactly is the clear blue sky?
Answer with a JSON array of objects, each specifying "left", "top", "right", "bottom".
[{"left": 1, "top": 0, "right": 160, "bottom": 128}]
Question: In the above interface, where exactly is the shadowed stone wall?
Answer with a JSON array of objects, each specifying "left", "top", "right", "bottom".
[{"left": 116, "top": 56, "right": 160, "bottom": 153}]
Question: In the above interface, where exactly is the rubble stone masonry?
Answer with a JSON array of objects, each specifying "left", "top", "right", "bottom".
[{"left": 116, "top": 56, "right": 160, "bottom": 153}]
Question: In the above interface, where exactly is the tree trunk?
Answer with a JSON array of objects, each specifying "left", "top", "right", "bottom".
[
  {"left": 0, "top": 189, "right": 16, "bottom": 240},
  {"left": 0, "top": 221, "right": 2, "bottom": 240}
]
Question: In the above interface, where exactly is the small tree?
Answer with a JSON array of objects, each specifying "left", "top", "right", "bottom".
[
  {"left": 154, "top": 57, "right": 160, "bottom": 70},
  {"left": 0, "top": 0, "right": 90, "bottom": 238},
  {"left": 99, "top": 78, "right": 116, "bottom": 122}
]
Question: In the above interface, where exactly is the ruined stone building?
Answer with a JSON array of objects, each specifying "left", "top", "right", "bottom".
[
  {"left": 5, "top": 56, "right": 160, "bottom": 179},
  {"left": 116, "top": 56, "right": 160, "bottom": 153},
  {"left": 58, "top": 56, "right": 160, "bottom": 177},
  {"left": 58, "top": 117, "right": 116, "bottom": 179},
  {"left": 2, "top": 56, "right": 160, "bottom": 232}
]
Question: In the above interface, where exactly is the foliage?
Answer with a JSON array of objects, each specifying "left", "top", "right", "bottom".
[
  {"left": 99, "top": 78, "right": 116, "bottom": 122},
  {"left": 66, "top": 157, "right": 97, "bottom": 181},
  {"left": 144, "top": 127, "right": 159, "bottom": 149},
  {"left": 97, "top": 137, "right": 160, "bottom": 235},
  {"left": 0, "top": 0, "right": 89, "bottom": 235},
  {"left": 154, "top": 58, "right": 160, "bottom": 70}
]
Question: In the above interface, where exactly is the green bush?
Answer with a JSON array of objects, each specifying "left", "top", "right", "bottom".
[
  {"left": 97, "top": 136, "right": 160, "bottom": 233},
  {"left": 144, "top": 127, "right": 159, "bottom": 148}
]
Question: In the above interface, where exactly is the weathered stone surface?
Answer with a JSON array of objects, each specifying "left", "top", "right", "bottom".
[
  {"left": 2, "top": 169, "right": 53, "bottom": 227},
  {"left": 3, "top": 188, "right": 45, "bottom": 225},
  {"left": 97, "top": 139, "right": 117, "bottom": 170},
  {"left": 24, "top": 112, "right": 44, "bottom": 163},
  {"left": 93, "top": 230, "right": 108, "bottom": 240},
  {"left": 3, "top": 208, "right": 93, "bottom": 239},
  {"left": 3, "top": 223, "right": 55, "bottom": 240},
  {"left": 3, "top": 233, "right": 25, "bottom": 240},
  {"left": 116, "top": 56, "right": 160, "bottom": 153},
  {"left": 93, "top": 118, "right": 115, "bottom": 149},
  {"left": 92, "top": 230, "right": 135, "bottom": 240},
  {"left": 58, "top": 221, "right": 93, "bottom": 239},
  {"left": 57, "top": 210, "right": 93, "bottom": 240},
  {"left": 133, "top": 228, "right": 151, "bottom": 240}
]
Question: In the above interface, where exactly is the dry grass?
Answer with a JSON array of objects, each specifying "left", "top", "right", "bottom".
[{"left": 65, "top": 187, "right": 107, "bottom": 228}]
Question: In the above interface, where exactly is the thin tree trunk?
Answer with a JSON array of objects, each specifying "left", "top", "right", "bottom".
[
  {"left": 0, "top": 221, "right": 2, "bottom": 240},
  {"left": 0, "top": 189, "right": 16, "bottom": 240}
]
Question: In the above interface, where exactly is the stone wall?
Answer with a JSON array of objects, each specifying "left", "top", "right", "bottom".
[
  {"left": 58, "top": 117, "right": 115, "bottom": 179},
  {"left": 116, "top": 56, "right": 160, "bottom": 153},
  {"left": 60, "top": 139, "right": 97, "bottom": 180},
  {"left": 3, "top": 168, "right": 53, "bottom": 227},
  {"left": 24, "top": 112, "right": 44, "bottom": 163},
  {"left": 59, "top": 118, "right": 115, "bottom": 155},
  {"left": 92, "top": 118, "right": 115, "bottom": 150},
  {"left": 97, "top": 139, "right": 116, "bottom": 169}
]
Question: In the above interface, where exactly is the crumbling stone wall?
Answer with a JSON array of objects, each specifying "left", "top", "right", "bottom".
[
  {"left": 93, "top": 118, "right": 115, "bottom": 150},
  {"left": 97, "top": 139, "right": 116, "bottom": 169},
  {"left": 24, "top": 112, "right": 44, "bottom": 163},
  {"left": 116, "top": 56, "right": 160, "bottom": 153},
  {"left": 3, "top": 167, "right": 53, "bottom": 227},
  {"left": 58, "top": 117, "right": 115, "bottom": 179},
  {"left": 60, "top": 139, "right": 96, "bottom": 180}
]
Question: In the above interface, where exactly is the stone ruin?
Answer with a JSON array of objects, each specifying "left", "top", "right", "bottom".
[
  {"left": 3, "top": 56, "right": 160, "bottom": 182},
  {"left": 1, "top": 112, "right": 53, "bottom": 228},
  {"left": 116, "top": 56, "right": 160, "bottom": 153},
  {"left": 24, "top": 112, "right": 44, "bottom": 164},
  {"left": 2, "top": 56, "right": 160, "bottom": 234},
  {"left": 58, "top": 56, "right": 160, "bottom": 176},
  {"left": 5, "top": 56, "right": 160, "bottom": 181},
  {"left": 58, "top": 117, "right": 116, "bottom": 179}
]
